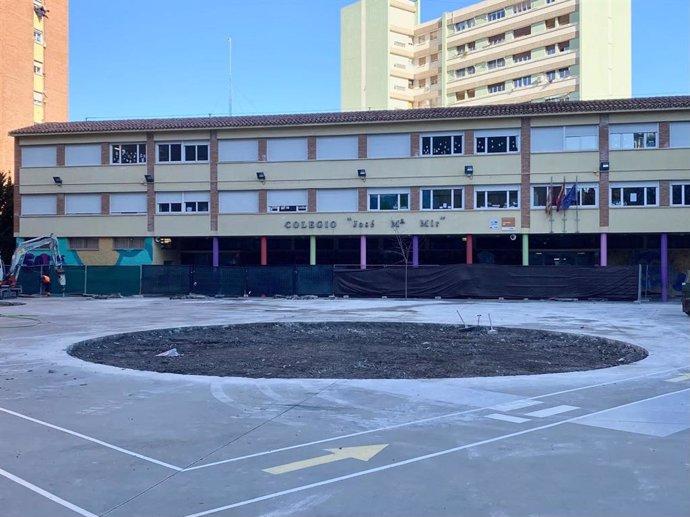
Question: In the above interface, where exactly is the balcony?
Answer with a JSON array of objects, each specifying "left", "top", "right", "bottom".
[{"left": 453, "top": 76, "right": 578, "bottom": 106}]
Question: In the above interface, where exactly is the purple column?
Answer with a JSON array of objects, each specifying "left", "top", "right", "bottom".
[
  {"left": 661, "top": 233, "right": 668, "bottom": 302},
  {"left": 360, "top": 235, "right": 367, "bottom": 270},
  {"left": 412, "top": 235, "right": 419, "bottom": 267},
  {"left": 212, "top": 237, "right": 219, "bottom": 267},
  {"left": 600, "top": 233, "right": 607, "bottom": 267}
]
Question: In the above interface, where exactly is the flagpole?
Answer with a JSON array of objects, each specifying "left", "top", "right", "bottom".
[
  {"left": 574, "top": 176, "right": 579, "bottom": 233},
  {"left": 549, "top": 176, "right": 554, "bottom": 233},
  {"left": 561, "top": 176, "right": 566, "bottom": 234}
]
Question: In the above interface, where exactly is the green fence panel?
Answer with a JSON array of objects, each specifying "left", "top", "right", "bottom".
[
  {"left": 85, "top": 266, "right": 140, "bottom": 296},
  {"left": 14, "top": 265, "right": 84, "bottom": 296},
  {"left": 190, "top": 267, "right": 221, "bottom": 296},
  {"left": 141, "top": 265, "right": 191, "bottom": 295},
  {"left": 60, "top": 265, "right": 86, "bottom": 295},
  {"left": 246, "top": 266, "right": 294, "bottom": 296},
  {"left": 296, "top": 266, "right": 334, "bottom": 296},
  {"left": 219, "top": 267, "right": 247, "bottom": 296}
]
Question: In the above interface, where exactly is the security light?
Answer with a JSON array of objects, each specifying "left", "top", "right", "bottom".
[
  {"left": 464, "top": 165, "right": 474, "bottom": 176},
  {"left": 52, "top": 176, "right": 62, "bottom": 185},
  {"left": 256, "top": 171, "right": 266, "bottom": 182},
  {"left": 357, "top": 169, "right": 366, "bottom": 179},
  {"left": 144, "top": 174, "right": 154, "bottom": 183},
  {"left": 599, "top": 161, "right": 610, "bottom": 172}
]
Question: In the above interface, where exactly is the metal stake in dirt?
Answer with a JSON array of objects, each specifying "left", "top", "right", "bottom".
[
  {"left": 456, "top": 310, "right": 468, "bottom": 328},
  {"left": 488, "top": 313, "right": 497, "bottom": 333}
]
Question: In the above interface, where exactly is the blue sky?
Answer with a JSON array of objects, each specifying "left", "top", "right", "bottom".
[{"left": 69, "top": 0, "right": 690, "bottom": 121}]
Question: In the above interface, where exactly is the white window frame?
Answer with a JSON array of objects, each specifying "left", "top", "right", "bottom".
[
  {"left": 475, "top": 186, "right": 520, "bottom": 209},
  {"left": 488, "top": 9, "right": 505, "bottom": 21},
  {"left": 475, "top": 129, "right": 520, "bottom": 154},
  {"left": 512, "top": 1, "right": 531, "bottom": 13},
  {"left": 368, "top": 188, "right": 410, "bottom": 211},
  {"left": 670, "top": 121, "right": 690, "bottom": 148},
  {"left": 315, "top": 136, "right": 359, "bottom": 160},
  {"left": 531, "top": 184, "right": 598, "bottom": 208},
  {"left": 367, "top": 134, "right": 411, "bottom": 159},
  {"left": 113, "top": 237, "right": 145, "bottom": 250},
  {"left": 513, "top": 52, "right": 531, "bottom": 63},
  {"left": 33, "top": 29, "right": 43, "bottom": 44},
  {"left": 558, "top": 67, "right": 570, "bottom": 78},
  {"left": 670, "top": 183, "right": 690, "bottom": 206},
  {"left": 219, "top": 191, "right": 259, "bottom": 214},
  {"left": 316, "top": 189, "right": 359, "bottom": 213},
  {"left": 21, "top": 145, "right": 57, "bottom": 167},
  {"left": 454, "top": 18, "right": 476, "bottom": 32},
  {"left": 111, "top": 143, "right": 147, "bottom": 165},
  {"left": 266, "top": 137, "right": 308, "bottom": 162},
  {"left": 218, "top": 139, "right": 258, "bottom": 162},
  {"left": 33, "top": 61, "right": 43, "bottom": 75},
  {"left": 531, "top": 125, "right": 598, "bottom": 153},
  {"left": 420, "top": 133, "right": 464, "bottom": 156},
  {"left": 609, "top": 182, "right": 659, "bottom": 207},
  {"left": 21, "top": 194, "right": 57, "bottom": 215},
  {"left": 65, "top": 144, "right": 101, "bottom": 166},
  {"left": 267, "top": 189, "right": 308, "bottom": 213},
  {"left": 488, "top": 82, "right": 505, "bottom": 94},
  {"left": 110, "top": 193, "right": 147, "bottom": 214},
  {"left": 487, "top": 58, "right": 505, "bottom": 70},
  {"left": 421, "top": 187, "right": 464, "bottom": 210},
  {"left": 65, "top": 194, "right": 101, "bottom": 215},
  {"left": 156, "top": 142, "right": 209, "bottom": 163},
  {"left": 513, "top": 76, "right": 532, "bottom": 88},
  {"left": 156, "top": 192, "right": 210, "bottom": 214},
  {"left": 609, "top": 123, "right": 658, "bottom": 150}
]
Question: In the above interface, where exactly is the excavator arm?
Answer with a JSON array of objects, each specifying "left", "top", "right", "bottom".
[{"left": 1, "top": 234, "right": 65, "bottom": 288}]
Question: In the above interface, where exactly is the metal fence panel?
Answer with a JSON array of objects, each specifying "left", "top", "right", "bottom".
[
  {"left": 190, "top": 266, "right": 222, "bottom": 296},
  {"left": 219, "top": 267, "right": 247, "bottom": 296},
  {"left": 246, "top": 266, "right": 294, "bottom": 296},
  {"left": 141, "top": 265, "right": 191, "bottom": 295},
  {"left": 85, "top": 266, "right": 140, "bottom": 296},
  {"left": 295, "top": 266, "right": 334, "bottom": 296}
]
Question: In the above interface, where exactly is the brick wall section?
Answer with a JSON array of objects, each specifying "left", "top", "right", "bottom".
[
  {"left": 358, "top": 135, "right": 367, "bottom": 159},
  {"left": 464, "top": 184, "right": 474, "bottom": 209},
  {"left": 56, "top": 145, "right": 65, "bottom": 166},
  {"left": 209, "top": 130, "right": 219, "bottom": 231},
  {"left": 358, "top": 187, "right": 367, "bottom": 211},
  {"left": 308, "top": 188, "right": 316, "bottom": 212},
  {"left": 660, "top": 180, "right": 670, "bottom": 207},
  {"left": 56, "top": 193, "right": 65, "bottom": 215},
  {"left": 101, "top": 143, "right": 109, "bottom": 165},
  {"left": 307, "top": 136, "right": 316, "bottom": 160},
  {"left": 410, "top": 133, "right": 420, "bottom": 157},
  {"left": 520, "top": 117, "right": 531, "bottom": 229},
  {"left": 13, "top": 141, "right": 21, "bottom": 232},
  {"left": 101, "top": 194, "right": 109, "bottom": 215},
  {"left": 659, "top": 122, "right": 670, "bottom": 148},
  {"left": 146, "top": 133, "right": 155, "bottom": 232},
  {"left": 409, "top": 186, "right": 419, "bottom": 210},
  {"left": 258, "top": 190, "right": 267, "bottom": 213},
  {"left": 258, "top": 139, "right": 267, "bottom": 161},
  {"left": 464, "top": 129, "right": 474, "bottom": 155},
  {"left": 599, "top": 115, "right": 609, "bottom": 228}
]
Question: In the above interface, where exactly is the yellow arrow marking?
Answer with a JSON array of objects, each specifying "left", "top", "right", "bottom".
[
  {"left": 666, "top": 373, "right": 690, "bottom": 383},
  {"left": 263, "top": 444, "right": 388, "bottom": 475}
]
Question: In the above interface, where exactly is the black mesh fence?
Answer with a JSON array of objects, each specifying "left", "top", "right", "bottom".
[
  {"left": 85, "top": 266, "right": 141, "bottom": 296},
  {"left": 295, "top": 265, "right": 334, "bottom": 296},
  {"left": 246, "top": 266, "right": 294, "bottom": 297},
  {"left": 142, "top": 265, "right": 191, "bottom": 296}
]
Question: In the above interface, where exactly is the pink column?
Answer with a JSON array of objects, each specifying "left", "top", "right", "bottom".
[
  {"left": 260, "top": 237, "right": 267, "bottom": 266},
  {"left": 360, "top": 236, "right": 367, "bottom": 270},
  {"left": 661, "top": 233, "right": 668, "bottom": 302},
  {"left": 466, "top": 234, "right": 473, "bottom": 265}
]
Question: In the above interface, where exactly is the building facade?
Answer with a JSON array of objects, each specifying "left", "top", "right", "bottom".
[
  {"left": 341, "top": 0, "right": 631, "bottom": 110},
  {"left": 10, "top": 96, "right": 690, "bottom": 298},
  {"left": 0, "top": 0, "right": 68, "bottom": 178}
]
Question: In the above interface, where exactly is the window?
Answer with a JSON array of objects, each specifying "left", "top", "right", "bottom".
[
  {"left": 610, "top": 183, "right": 658, "bottom": 207},
  {"left": 421, "top": 134, "right": 463, "bottom": 156},
  {"left": 113, "top": 237, "right": 145, "bottom": 250},
  {"left": 66, "top": 194, "right": 101, "bottom": 214},
  {"left": 21, "top": 145, "right": 56, "bottom": 167},
  {"left": 316, "top": 189, "right": 359, "bottom": 212},
  {"left": 670, "top": 122, "right": 690, "bottom": 147},
  {"left": 157, "top": 142, "right": 209, "bottom": 163},
  {"left": 157, "top": 192, "right": 210, "bottom": 213},
  {"left": 417, "top": 35, "right": 426, "bottom": 44},
  {"left": 671, "top": 184, "right": 690, "bottom": 206},
  {"left": 219, "top": 139, "right": 258, "bottom": 162},
  {"left": 487, "top": 58, "right": 505, "bottom": 70},
  {"left": 557, "top": 14, "right": 570, "bottom": 25},
  {"left": 476, "top": 187, "right": 519, "bottom": 209},
  {"left": 513, "top": 26, "right": 531, "bottom": 38},
  {"left": 455, "top": 66, "right": 475, "bottom": 78},
  {"left": 21, "top": 194, "right": 57, "bottom": 215},
  {"left": 532, "top": 185, "right": 597, "bottom": 207},
  {"left": 531, "top": 125, "right": 598, "bottom": 152},
  {"left": 33, "top": 91, "right": 43, "bottom": 106},
  {"left": 219, "top": 191, "right": 259, "bottom": 213},
  {"left": 430, "top": 75, "right": 438, "bottom": 85},
  {"left": 419, "top": 78, "right": 426, "bottom": 88},
  {"left": 558, "top": 67, "right": 570, "bottom": 79},
  {"left": 513, "top": 51, "right": 531, "bottom": 63},
  {"left": 558, "top": 41, "right": 570, "bottom": 52},
  {"left": 418, "top": 56, "right": 427, "bottom": 66},
  {"left": 111, "top": 143, "right": 146, "bottom": 164},
  {"left": 316, "top": 136, "right": 358, "bottom": 160},
  {"left": 110, "top": 193, "right": 147, "bottom": 214},
  {"left": 455, "top": 18, "right": 476, "bottom": 31},
  {"left": 489, "top": 33, "right": 505, "bottom": 45},
  {"left": 609, "top": 124, "right": 658, "bottom": 150},
  {"left": 267, "top": 190, "right": 308, "bottom": 212},
  {"left": 65, "top": 144, "right": 101, "bottom": 166},
  {"left": 431, "top": 53, "right": 439, "bottom": 63},
  {"left": 512, "top": 1, "right": 531, "bottom": 13},
  {"left": 546, "top": 70, "right": 556, "bottom": 82},
  {"left": 488, "top": 9, "right": 505, "bottom": 21},
  {"left": 33, "top": 61, "right": 43, "bottom": 75},
  {"left": 513, "top": 76, "right": 532, "bottom": 88},
  {"left": 69, "top": 238, "right": 99, "bottom": 250},
  {"left": 421, "top": 188, "right": 463, "bottom": 210},
  {"left": 367, "top": 134, "right": 410, "bottom": 158},
  {"left": 546, "top": 44, "right": 556, "bottom": 55},
  {"left": 488, "top": 82, "right": 506, "bottom": 94},
  {"left": 368, "top": 189, "right": 410, "bottom": 211},
  {"left": 267, "top": 137, "right": 308, "bottom": 162},
  {"left": 546, "top": 0, "right": 556, "bottom": 3},
  {"left": 545, "top": 18, "right": 556, "bottom": 29},
  {"left": 475, "top": 129, "right": 520, "bottom": 153},
  {"left": 33, "top": 29, "right": 43, "bottom": 44}
]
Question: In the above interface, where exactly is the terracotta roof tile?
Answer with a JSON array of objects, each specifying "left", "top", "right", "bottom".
[{"left": 10, "top": 96, "right": 690, "bottom": 136}]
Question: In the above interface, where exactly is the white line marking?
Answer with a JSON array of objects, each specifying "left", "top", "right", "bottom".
[
  {"left": 184, "top": 366, "right": 681, "bottom": 471},
  {"left": 489, "top": 399, "right": 542, "bottom": 411},
  {"left": 525, "top": 405, "right": 580, "bottom": 418},
  {"left": 0, "top": 466, "right": 98, "bottom": 517},
  {"left": 486, "top": 413, "right": 531, "bottom": 423},
  {"left": 0, "top": 407, "right": 182, "bottom": 471},
  {"left": 183, "top": 387, "right": 690, "bottom": 517}
]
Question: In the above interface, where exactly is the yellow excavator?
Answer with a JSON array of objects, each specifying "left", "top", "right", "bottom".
[{"left": 0, "top": 234, "right": 65, "bottom": 298}]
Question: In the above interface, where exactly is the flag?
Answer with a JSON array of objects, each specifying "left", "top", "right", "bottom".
[
  {"left": 561, "top": 183, "right": 577, "bottom": 211},
  {"left": 545, "top": 177, "right": 553, "bottom": 214},
  {"left": 555, "top": 178, "right": 566, "bottom": 211}
]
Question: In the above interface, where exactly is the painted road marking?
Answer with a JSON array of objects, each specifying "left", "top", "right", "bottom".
[
  {"left": 185, "top": 366, "right": 681, "bottom": 472},
  {"left": 486, "top": 414, "right": 530, "bottom": 424},
  {"left": 0, "top": 407, "right": 183, "bottom": 471},
  {"left": 489, "top": 399, "right": 542, "bottom": 411},
  {"left": 666, "top": 373, "right": 690, "bottom": 383},
  {"left": 184, "top": 388, "right": 690, "bottom": 517},
  {"left": 525, "top": 405, "right": 580, "bottom": 418},
  {"left": 0, "top": 466, "right": 98, "bottom": 517},
  {"left": 263, "top": 445, "right": 388, "bottom": 475}
]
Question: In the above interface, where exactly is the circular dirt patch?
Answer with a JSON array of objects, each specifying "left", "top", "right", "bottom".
[{"left": 69, "top": 322, "right": 647, "bottom": 379}]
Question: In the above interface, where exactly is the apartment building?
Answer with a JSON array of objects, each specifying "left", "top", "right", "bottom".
[
  {"left": 10, "top": 96, "right": 690, "bottom": 298},
  {"left": 341, "top": 0, "right": 631, "bottom": 110},
  {"left": 0, "top": 0, "right": 68, "bottom": 178}
]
